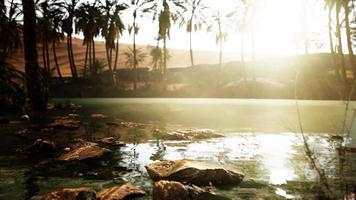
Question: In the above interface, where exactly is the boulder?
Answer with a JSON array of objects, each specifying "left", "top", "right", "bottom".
[
  {"left": 154, "top": 129, "right": 223, "bottom": 140},
  {"left": 49, "top": 116, "right": 81, "bottom": 130},
  {"left": 42, "top": 187, "right": 96, "bottom": 200},
  {"left": 97, "top": 183, "right": 145, "bottom": 200},
  {"left": 145, "top": 159, "right": 244, "bottom": 187},
  {"left": 26, "top": 139, "right": 56, "bottom": 153},
  {"left": 58, "top": 141, "right": 110, "bottom": 161},
  {"left": 153, "top": 180, "right": 230, "bottom": 200}
]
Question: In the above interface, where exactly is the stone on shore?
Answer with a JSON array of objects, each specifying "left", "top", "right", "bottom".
[
  {"left": 153, "top": 180, "right": 230, "bottom": 200},
  {"left": 42, "top": 187, "right": 96, "bottom": 200},
  {"left": 58, "top": 140, "right": 110, "bottom": 161},
  {"left": 97, "top": 183, "right": 145, "bottom": 200},
  {"left": 145, "top": 159, "right": 244, "bottom": 187},
  {"left": 154, "top": 129, "right": 223, "bottom": 140}
]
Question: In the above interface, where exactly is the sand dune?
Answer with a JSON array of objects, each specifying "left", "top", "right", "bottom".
[{"left": 8, "top": 37, "right": 237, "bottom": 77}]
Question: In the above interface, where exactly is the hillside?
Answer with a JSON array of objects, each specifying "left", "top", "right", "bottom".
[{"left": 7, "top": 37, "right": 237, "bottom": 77}]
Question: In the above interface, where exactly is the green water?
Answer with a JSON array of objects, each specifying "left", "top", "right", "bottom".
[{"left": 0, "top": 98, "right": 355, "bottom": 199}]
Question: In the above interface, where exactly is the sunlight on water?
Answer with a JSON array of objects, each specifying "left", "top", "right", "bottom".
[{"left": 119, "top": 132, "right": 330, "bottom": 185}]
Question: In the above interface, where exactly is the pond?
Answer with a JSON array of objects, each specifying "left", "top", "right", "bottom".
[{"left": 0, "top": 98, "right": 355, "bottom": 199}]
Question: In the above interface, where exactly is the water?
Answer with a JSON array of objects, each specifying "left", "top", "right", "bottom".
[{"left": 1, "top": 98, "right": 355, "bottom": 199}]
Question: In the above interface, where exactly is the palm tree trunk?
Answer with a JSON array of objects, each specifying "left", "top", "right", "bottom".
[
  {"left": 92, "top": 39, "right": 96, "bottom": 64},
  {"left": 67, "top": 36, "right": 75, "bottom": 78},
  {"left": 42, "top": 42, "right": 47, "bottom": 72},
  {"left": 69, "top": 36, "right": 78, "bottom": 78},
  {"left": 52, "top": 41, "right": 62, "bottom": 79},
  {"left": 336, "top": 1, "right": 347, "bottom": 84},
  {"left": 133, "top": 23, "right": 137, "bottom": 90},
  {"left": 163, "top": 35, "right": 167, "bottom": 90},
  {"left": 45, "top": 43, "right": 51, "bottom": 76},
  {"left": 189, "top": 30, "right": 194, "bottom": 66},
  {"left": 22, "top": 0, "right": 47, "bottom": 111},
  {"left": 88, "top": 41, "right": 92, "bottom": 75},
  {"left": 84, "top": 43, "right": 89, "bottom": 77},
  {"left": 114, "top": 36, "right": 119, "bottom": 71},
  {"left": 106, "top": 43, "right": 112, "bottom": 72},
  {"left": 328, "top": 4, "right": 339, "bottom": 79},
  {"left": 343, "top": 1, "right": 356, "bottom": 79}
]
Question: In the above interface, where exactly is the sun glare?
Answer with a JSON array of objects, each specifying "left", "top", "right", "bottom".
[{"left": 186, "top": 0, "right": 328, "bottom": 58}]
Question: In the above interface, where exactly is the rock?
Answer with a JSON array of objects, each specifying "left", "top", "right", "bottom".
[
  {"left": 43, "top": 187, "right": 96, "bottom": 200},
  {"left": 20, "top": 114, "right": 30, "bottom": 121},
  {"left": 145, "top": 159, "right": 244, "bottom": 187},
  {"left": 58, "top": 141, "right": 111, "bottom": 161},
  {"left": 49, "top": 116, "right": 81, "bottom": 130},
  {"left": 0, "top": 117, "right": 10, "bottom": 124},
  {"left": 153, "top": 180, "right": 230, "bottom": 200},
  {"left": 97, "top": 183, "right": 145, "bottom": 200},
  {"left": 98, "top": 137, "right": 125, "bottom": 147},
  {"left": 154, "top": 129, "right": 223, "bottom": 140},
  {"left": 26, "top": 139, "right": 56, "bottom": 153},
  {"left": 64, "top": 147, "right": 71, "bottom": 152},
  {"left": 90, "top": 114, "right": 108, "bottom": 119}
]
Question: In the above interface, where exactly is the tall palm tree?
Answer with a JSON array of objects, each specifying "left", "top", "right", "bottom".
[
  {"left": 342, "top": 0, "right": 356, "bottom": 79},
  {"left": 335, "top": 0, "right": 347, "bottom": 84},
  {"left": 324, "top": 0, "right": 339, "bottom": 78},
  {"left": 0, "top": 0, "right": 22, "bottom": 58},
  {"left": 126, "top": 0, "right": 152, "bottom": 90},
  {"left": 76, "top": 0, "right": 102, "bottom": 76},
  {"left": 22, "top": 0, "right": 48, "bottom": 111},
  {"left": 180, "top": 0, "right": 207, "bottom": 66},
  {"left": 151, "top": 0, "right": 185, "bottom": 88},
  {"left": 207, "top": 11, "right": 231, "bottom": 69},
  {"left": 100, "top": 0, "right": 126, "bottom": 73},
  {"left": 62, "top": 0, "right": 79, "bottom": 79}
]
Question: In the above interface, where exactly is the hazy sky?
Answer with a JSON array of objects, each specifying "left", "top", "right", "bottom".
[{"left": 115, "top": 0, "right": 329, "bottom": 58}]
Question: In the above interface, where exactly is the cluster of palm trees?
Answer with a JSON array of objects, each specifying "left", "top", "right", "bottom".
[{"left": 1, "top": 0, "right": 356, "bottom": 111}]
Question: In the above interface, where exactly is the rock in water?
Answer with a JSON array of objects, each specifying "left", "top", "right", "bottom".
[
  {"left": 49, "top": 116, "right": 81, "bottom": 130},
  {"left": 90, "top": 113, "right": 108, "bottom": 119},
  {"left": 0, "top": 117, "right": 10, "bottom": 124},
  {"left": 43, "top": 187, "right": 96, "bottom": 200},
  {"left": 27, "top": 139, "right": 56, "bottom": 153},
  {"left": 153, "top": 180, "right": 231, "bottom": 200},
  {"left": 145, "top": 159, "right": 244, "bottom": 187},
  {"left": 58, "top": 141, "right": 110, "bottom": 161},
  {"left": 97, "top": 183, "right": 145, "bottom": 200}
]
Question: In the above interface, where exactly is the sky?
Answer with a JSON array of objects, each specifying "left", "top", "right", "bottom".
[{"left": 115, "top": 0, "right": 329, "bottom": 58}]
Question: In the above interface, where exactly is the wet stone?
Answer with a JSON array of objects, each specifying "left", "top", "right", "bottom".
[
  {"left": 146, "top": 159, "right": 244, "bottom": 187},
  {"left": 42, "top": 187, "right": 96, "bottom": 200},
  {"left": 98, "top": 137, "right": 125, "bottom": 147},
  {"left": 26, "top": 139, "right": 56, "bottom": 153},
  {"left": 58, "top": 141, "right": 111, "bottom": 161},
  {"left": 97, "top": 183, "right": 145, "bottom": 200},
  {"left": 49, "top": 116, "right": 81, "bottom": 130},
  {"left": 153, "top": 180, "right": 231, "bottom": 200}
]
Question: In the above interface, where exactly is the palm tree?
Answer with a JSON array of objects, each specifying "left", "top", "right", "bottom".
[
  {"left": 324, "top": 0, "right": 339, "bottom": 78},
  {"left": 207, "top": 11, "right": 231, "bottom": 69},
  {"left": 126, "top": 0, "right": 152, "bottom": 90},
  {"left": 180, "top": 0, "right": 207, "bottom": 66},
  {"left": 124, "top": 47, "right": 147, "bottom": 69},
  {"left": 152, "top": 0, "right": 185, "bottom": 88},
  {"left": 335, "top": 0, "right": 347, "bottom": 84},
  {"left": 0, "top": 0, "right": 22, "bottom": 58},
  {"left": 100, "top": 0, "right": 126, "bottom": 73},
  {"left": 22, "top": 0, "right": 48, "bottom": 111},
  {"left": 76, "top": 0, "right": 102, "bottom": 77},
  {"left": 342, "top": 0, "right": 356, "bottom": 79},
  {"left": 62, "top": 0, "right": 79, "bottom": 79}
]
